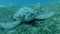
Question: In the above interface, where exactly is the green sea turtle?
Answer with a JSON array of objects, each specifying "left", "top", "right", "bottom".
[
  {"left": 13, "top": 7, "right": 55, "bottom": 21},
  {"left": 0, "top": 7, "right": 55, "bottom": 30}
]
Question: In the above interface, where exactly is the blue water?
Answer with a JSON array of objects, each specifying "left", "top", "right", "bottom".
[{"left": 0, "top": 0, "right": 60, "bottom": 6}]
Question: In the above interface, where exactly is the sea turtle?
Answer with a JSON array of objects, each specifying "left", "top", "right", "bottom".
[
  {"left": 13, "top": 7, "right": 55, "bottom": 21},
  {"left": 0, "top": 7, "right": 37, "bottom": 30},
  {"left": 0, "top": 7, "right": 55, "bottom": 30}
]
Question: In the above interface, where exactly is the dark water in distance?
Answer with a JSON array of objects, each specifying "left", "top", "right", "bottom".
[{"left": 0, "top": 0, "right": 60, "bottom": 6}]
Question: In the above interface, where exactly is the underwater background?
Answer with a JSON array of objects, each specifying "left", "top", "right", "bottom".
[
  {"left": 0, "top": 0, "right": 60, "bottom": 34},
  {"left": 0, "top": 0, "right": 60, "bottom": 6}
]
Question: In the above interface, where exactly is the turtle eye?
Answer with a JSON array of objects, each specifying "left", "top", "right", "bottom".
[
  {"left": 25, "top": 12, "right": 34, "bottom": 17},
  {"left": 29, "top": 12, "right": 34, "bottom": 16},
  {"left": 31, "top": 12, "right": 34, "bottom": 15}
]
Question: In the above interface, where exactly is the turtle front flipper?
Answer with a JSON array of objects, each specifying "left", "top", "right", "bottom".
[
  {"left": 0, "top": 20, "right": 21, "bottom": 30},
  {"left": 35, "top": 8, "right": 55, "bottom": 19}
]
